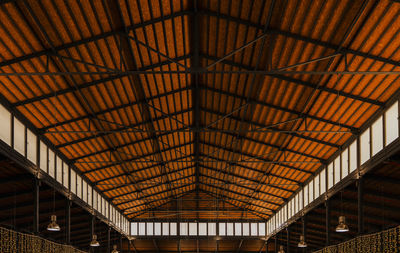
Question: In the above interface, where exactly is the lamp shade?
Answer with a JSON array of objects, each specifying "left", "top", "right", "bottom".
[
  {"left": 47, "top": 215, "right": 60, "bottom": 232},
  {"left": 111, "top": 244, "right": 119, "bottom": 253},
  {"left": 90, "top": 234, "right": 100, "bottom": 247},
  {"left": 336, "top": 216, "right": 349, "bottom": 232},
  {"left": 297, "top": 235, "right": 307, "bottom": 248}
]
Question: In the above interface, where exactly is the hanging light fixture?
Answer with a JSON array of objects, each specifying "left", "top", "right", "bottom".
[
  {"left": 297, "top": 235, "right": 307, "bottom": 248},
  {"left": 47, "top": 189, "right": 60, "bottom": 231},
  {"left": 90, "top": 234, "right": 100, "bottom": 247},
  {"left": 111, "top": 244, "right": 119, "bottom": 253},
  {"left": 336, "top": 191, "right": 349, "bottom": 233},
  {"left": 278, "top": 245, "right": 285, "bottom": 253},
  {"left": 47, "top": 215, "right": 61, "bottom": 231},
  {"left": 335, "top": 216, "right": 349, "bottom": 232}
]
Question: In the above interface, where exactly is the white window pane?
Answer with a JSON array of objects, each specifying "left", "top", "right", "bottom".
[
  {"left": 314, "top": 175, "right": 320, "bottom": 197},
  {"left": 227, "top": 223, "right": 233, "bottom": 236},
  {"left": 71, "top": 170, "right": 76, "bottom": 194},
  {"left": 349, "top": 141, "right": 357, "bottom": 173},
  {"left": 163, "top": 223, "right": 169, "bottom": 236},
  {"left": 76, "top": 175, "right": 82, "bottom": 198},
  {"left": 328, "top": 162, "right": 334, "bottom": 189},
  {"left": 170, "top": 223, "right": 177, "bottom": 236},
  {"left": 87, "top": 185, "right": 92, "bottom": 206},
  {"left": 294, "top": 195, "right": 298, "bottom": 213},
  {"left": 208, "top": 223, "right": 216, "bottom": 236},
  {"left": 40, "top": 141, "right": 47, "bottom": 172},
  {"left": 93, "top": 191, "right": 98, "bottom": 211},
  {"left": 189, "top": 223, "right": 197, "bottom": 236},
  {"left": 0, "top": 104, "right": 11, "bottom": 145},
  {"left": 63, "top": 163, "right": 69, "bottom": 188},
  {"left": 180, "top": 223, "right": 188, "bottom": 236},
  {"left": 341, "top": 149, "right": 349, "bottom": 179},
  {"left": 155, "top": 223, "right": 161, "bottom": 236},
  {"left": 48, "top": 150, "right": 55, "bottom": 178},
  {"left": 360, "top": 129, "right": 370, "bottom": 164},
  {"left": 56, "top": 156, "right": 63, "bottom": 183},
  {"left": 334, "top": 157, "right": 341, "bottom": 184},
  {"left": 96, "top": 193, "right": 100, "bottom": 212},
  {"left": 372, "top": 117, "right": 383, "bottom": 156},
  {"left": 219, "top": 223, "right": 226, "bottom": 236},
  {"left": 14, "top": 119, "right": 25, "bottom": 155},
  {"left": 82, "top": 180, "right": 87, "bottom": 203},
  {"left": 102, "top": 198, "right": 105, "bottom": 215},
  {"left": 251, "top": 223, "right": 258, "bottom": 236},
  {"left": 199, "top": 223, "right": 207, "bottom": 236},
  {"left": 290, "top": 199, "right": 295, "bottom": 217},
  {"left": 235, "top": 223, "right": 242, "bottom": 236},
  {"left": 131, "top": 223, "right": 138, "bottom": 236},
  {"left": 139, "top": 223, "right": 146, "bottom": 235},
  {"left": 385, "top": 101, "right": 399, "bottom": 145},
  {"left": 320, "top": 169, "right": 326, "bottom": 195},
  {"left": 243, "top": 223, "right": 249, "bottom": 236},
  {"left": 299, "top": 190, "right": 303, "bottom": 210},
  {"left": 309, "top": 181, "right": 314, "bottom": 202},
  {"left": 146, "top": 223, "right": 153, "bottom": 235},
  {"left": 259, "top": 223, "right": 265, "bottom": 236},
  {"left": 304, "top": 185, "right": 309, "bottom": 206},
  {"left": 27, "top": 129, "right": 37, "bottom": 164}
]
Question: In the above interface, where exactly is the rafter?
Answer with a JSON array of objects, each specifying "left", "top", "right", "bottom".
[
  {"left": 200, "top": 189, "right": 271, "bottom": 219},
  {"left": 201, "top": 107, "right": 341, "bottom": 148},
  {"left": 55, "top": 110, "right": 190, "bottom": 149},
  {"left": 200, "top": 181, "right": 279, "bottom": 210},
  {"left": 82, "top": 142, "right": 193, "bottom": 175},
  {"left": 200, "top": 83, "right": 357, "bottom": 132},
  {"left": 102, "top": 166, "right": 194, "bottom": 195},
  {"left": 200, "top": 164, "right": 297, "bottom": 195},
  {"left": 201, "top": 142, "right": 314, "bottom": 175},
  {"left": 201, "top": 54, "right": 383, "bottom": 107},
  {"left": 0, "top": 11, "right": 190, "bottom": 69},
  {"left": 200, "top": 173, "right": 285, "bottom": 205},
  {"left": 201, "top": 9, "right": 400, "bottom": 68}
]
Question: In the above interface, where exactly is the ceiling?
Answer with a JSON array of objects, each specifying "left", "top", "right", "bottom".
[{"left": 0, "top": 0, "right": 399, "bottom": 222}]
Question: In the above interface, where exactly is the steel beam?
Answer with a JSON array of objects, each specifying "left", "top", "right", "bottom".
[
  {"left": 0, "top": 11, "right": 190, "bottom": 69},
  {"left": 201, "top": 9, "right": 400, "bottom": 68},
  {"left": 200, "top": 84, "right": 357, "bottom": 133},
  {"left": 201, "top": 54, "right": 383, "bottom": 107}
]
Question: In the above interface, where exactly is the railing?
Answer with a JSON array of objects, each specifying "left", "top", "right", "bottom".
[
  {"left": 0, "top": 226, "right": 86, "bottom": 253},
  {"left": 313, "top": 226, "right": 399, "bottom": 253}
]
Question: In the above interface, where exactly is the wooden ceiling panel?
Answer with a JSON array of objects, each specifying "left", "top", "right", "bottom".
[{"left": 0, "top": 0, "right": 399, "bottom": 228}]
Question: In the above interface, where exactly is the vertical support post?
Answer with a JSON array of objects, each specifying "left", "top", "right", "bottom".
[
  {"left": 265, "top": 239, "right": 269, "bottom": 253},
  {"left": 358, "top": 177, "right": 364, "bottom": 235},
  {"left": 33, "top": 178, "right": 39, "bottom": 235},
  {"left": 91, "top": 215, "right": 95, "bottom": 242},
  {"left": 65, "top": 199, "right": 71, "bottom": 244},
  {"left": 120, "top": 236, "right": 123, "bottom": 253},
  {"left": 302, "top": 216, "right": 306, "bottom": 253},
  {"left": 274, "top": 236, "right": 277, "bottom": 253},
  {"left": 107, "top": 227, "right": 111, "bottom": 253},
  {"left": 286, "top": 228, "right": 290, "bottom": 253},
  {"left": 325, "top": 199, "right": 331, "bottom": 246}
]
